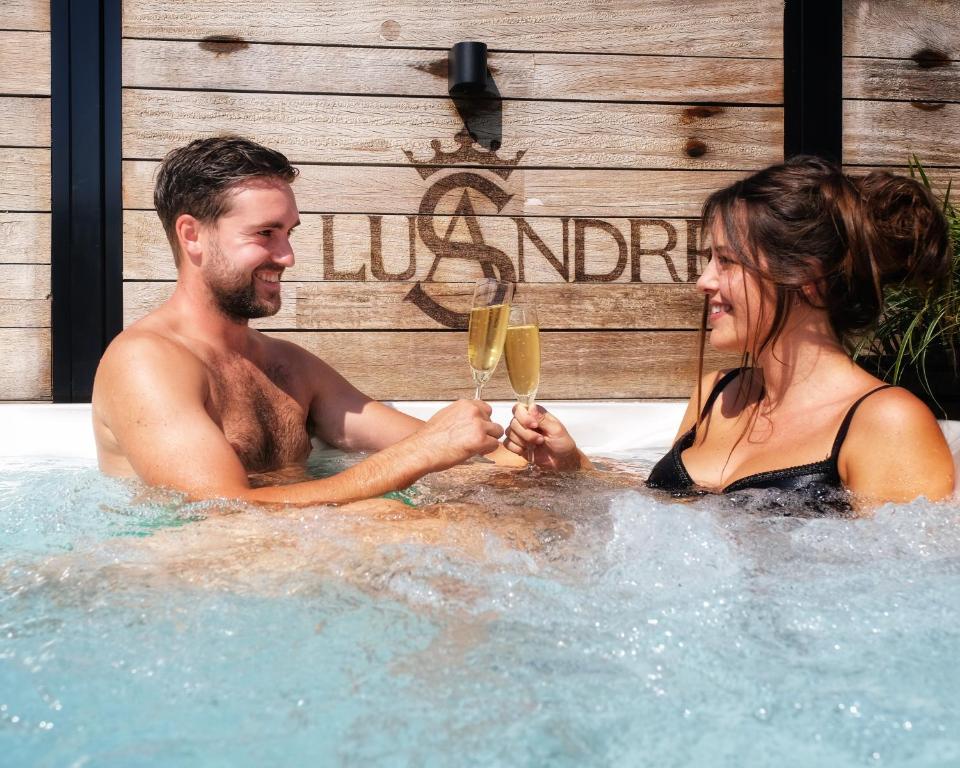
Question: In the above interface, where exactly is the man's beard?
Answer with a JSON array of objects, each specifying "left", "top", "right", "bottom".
[{"left": 205, "top": 243, "right": 281, "bottom": 322}]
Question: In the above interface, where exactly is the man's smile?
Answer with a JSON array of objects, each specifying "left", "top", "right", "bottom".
[{"left": 254, "top": 269, "right": 282, "bottom": 288}]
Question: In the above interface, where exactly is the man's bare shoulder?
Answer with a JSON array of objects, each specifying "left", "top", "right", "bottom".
[
  {"left": 94, "top": 325, "right": 208, "bottom": 412},
  {"left": 101, "top": 325, "right": 203, "bottom": 374}
]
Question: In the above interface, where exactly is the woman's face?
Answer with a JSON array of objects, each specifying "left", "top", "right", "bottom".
[{"left": 696, "top": 220, "right": 771, "bottom": 354}]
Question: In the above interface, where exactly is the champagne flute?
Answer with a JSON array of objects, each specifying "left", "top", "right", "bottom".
[
  {"left": 467, "top": 278, "right": 514, "bottom": 400},
  {"left": 504, "top": 305, "right": 541, "bottom": 465}
]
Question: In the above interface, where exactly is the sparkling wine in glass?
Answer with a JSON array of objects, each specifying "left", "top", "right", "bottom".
[
  {"left": 504, "top": 305, "right": 541, "bottom": 463},
  {"left": 467, "top": 279, "right": 514, "bottom": 399}
]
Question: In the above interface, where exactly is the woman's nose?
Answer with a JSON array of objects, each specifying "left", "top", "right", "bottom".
[{"left": 696, "top": 256, "right": 718, "bottom": 294}]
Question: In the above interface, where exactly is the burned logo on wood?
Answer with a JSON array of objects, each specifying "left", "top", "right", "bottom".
[
  {"left": 321, "top": 129, "right": 708, "bottom": 328},
  {"left": 401, "top": 129, "right": 523, "bottom": 327}
]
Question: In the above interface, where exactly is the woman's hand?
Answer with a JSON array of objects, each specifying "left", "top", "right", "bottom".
[{"left": 502, "top": 404, "right": 592, "bottom": 471}]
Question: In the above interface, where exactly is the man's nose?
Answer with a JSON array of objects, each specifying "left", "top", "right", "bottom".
[{"left": 273, "top": 240, "right": 295, "bottom": 268}]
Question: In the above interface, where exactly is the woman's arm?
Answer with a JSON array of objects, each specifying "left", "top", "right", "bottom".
[{"left": 839, "top": 388, "right": 956, "bottom": 504}]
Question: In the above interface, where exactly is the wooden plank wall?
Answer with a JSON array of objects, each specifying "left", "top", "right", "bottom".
[
  {"left": 843, "top": 1, "right": 960, "bottom": 188},
  {"left": 2, "top": 3, "right": 953, "bottom": 402},
  {"left": 120, "top": 0, "right": 782, "bottom": 400},
  {"left": 0, "top": 0, "right": 51, "bottom": 399}
]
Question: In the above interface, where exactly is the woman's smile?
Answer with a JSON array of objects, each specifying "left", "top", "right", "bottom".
[{"left": 708, "top": 301, "right": 732, "bottom": 321}]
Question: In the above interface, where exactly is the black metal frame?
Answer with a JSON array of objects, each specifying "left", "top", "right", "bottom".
[
  {"left": 45, "top": 1, "right": 843, "bottom": 402},
  {"left": 51, "top": 0, "right": 122, "bottom": 402},
  {"left": 784, "top": 0, "right": 843, "bottom": 161}
]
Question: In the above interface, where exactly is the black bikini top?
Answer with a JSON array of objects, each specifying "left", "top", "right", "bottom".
[{"left": 646, "top": 368, "right": 892, "bottom": 495}]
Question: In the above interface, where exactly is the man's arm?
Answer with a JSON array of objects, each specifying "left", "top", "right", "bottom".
[
  {"left": 291, "top": 340, "right": 526, "bottom": 466},
  {"left": 96, "top": 334, "right": 503, "bottom": 504},
  {"left": 291, "top": 346, "right": 423, "bottom": 452}
]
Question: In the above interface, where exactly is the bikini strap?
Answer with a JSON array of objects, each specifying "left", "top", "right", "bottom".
[
  {"left": 828, "top": 384, "right": 894, "bottom": 458},
  {"left": 697, "top": 367, "right": 748, "bottom": 421}
]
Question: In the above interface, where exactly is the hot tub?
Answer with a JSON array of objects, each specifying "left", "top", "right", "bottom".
[{"left": 2, "top": 402, "right": 959, "bottom": 767}]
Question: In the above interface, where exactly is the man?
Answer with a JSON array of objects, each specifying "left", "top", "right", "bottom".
[{"left": 93, "top": 136, "right": 518, "bottom": 504}]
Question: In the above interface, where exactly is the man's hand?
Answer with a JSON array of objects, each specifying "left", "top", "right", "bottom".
[
  {"left": 405, "top": 399, "right": 505, "bottom": 472},
  {"left": 503, "top": 404, "right": 592, "bottom": 471}
]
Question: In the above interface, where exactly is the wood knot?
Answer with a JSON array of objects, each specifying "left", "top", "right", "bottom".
[
  {"left": 684, "top": 138, "right": 708, "bottom": 158},
  {"left": 681, "top": 106, "right": 724, "bottom": 124},
  {"left": 910, "top": 100, "right": 946, "bottom": 111},
  {"left": 198, "top": 35, "right": 249, "bottom": 55},
  {"left": 911, "top": 48, "right": 950, "bottom": 69},
  {"left": 380, "top": 20, "right": 401, "bottom": 41}
]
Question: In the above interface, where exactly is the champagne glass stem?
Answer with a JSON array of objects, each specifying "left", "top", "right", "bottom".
[
  {"left": 472, "top": 369, "right": 489, "bottom": 401},
  {"left": 519, "top": 393, "right": 537, "bottom": 465}
]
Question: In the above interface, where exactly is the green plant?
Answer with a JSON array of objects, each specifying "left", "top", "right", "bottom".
[{"left": 853, "top": 158, "right": 959, "bottom": 413}]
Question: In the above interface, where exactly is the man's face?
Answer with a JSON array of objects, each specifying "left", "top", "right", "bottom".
[{"left": 200, "top": 178, "right": 300, "bottom": 321}]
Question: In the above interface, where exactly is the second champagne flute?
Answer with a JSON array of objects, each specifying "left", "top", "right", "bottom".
[
  {"left": 504, "top": 305, "right": 541, "bottom": 463},
  {"left": 467, "top": 278, "right": 514, "bottom": 399}
]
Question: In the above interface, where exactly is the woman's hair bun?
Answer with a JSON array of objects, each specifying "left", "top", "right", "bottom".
[{"left": 854, "top": 170, "right": 952, "bottom": 291}]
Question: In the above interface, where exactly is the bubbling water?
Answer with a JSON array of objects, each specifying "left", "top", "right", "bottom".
[{"left": 1, "top": 457, "right": 958, "bottom": 767}]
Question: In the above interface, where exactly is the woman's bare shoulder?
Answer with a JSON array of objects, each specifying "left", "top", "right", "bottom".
[
  {"left": 841, "top": 386, "right": 955, "bottom": 502},
  {"left": 852, "top": 386, "right": 945, "bottom": 435}
]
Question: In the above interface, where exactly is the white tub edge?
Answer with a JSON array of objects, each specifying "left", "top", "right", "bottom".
[{"left": 1, "top": 403, "right": 958, "bottom": 480}]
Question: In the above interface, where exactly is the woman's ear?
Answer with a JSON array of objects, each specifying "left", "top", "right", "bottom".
[
  {"left": 175, "top": 214, "right": 204, "bottom": 267},
  {"left": 800, "top": 281, "right": 823, "bottom": 305}
]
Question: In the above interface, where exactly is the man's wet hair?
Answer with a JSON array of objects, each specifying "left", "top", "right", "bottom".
[{"left": 154, "top": 136, "right": 299, "bottom": 266}]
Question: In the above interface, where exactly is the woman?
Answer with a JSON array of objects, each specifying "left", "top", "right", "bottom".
[{"left": 503, "top": 156, "right": 956, "bottom": 506}]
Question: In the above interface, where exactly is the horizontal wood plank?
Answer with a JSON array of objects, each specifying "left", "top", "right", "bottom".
[
  {"left": 0, "top": 31, "right": 50, "bottom": 95},
  {"left": 0, "top": 299, "right": 48, "bottom": 327},
  {"left": 0, "top": 96, "right": 50, "bottom": 146},
  {"left": 842, "top": 165, "right": 957, "bottom": 197},
  {"left": 122, "top": 89, "right": 782, "bottom": 170},
  {"left": 122, "top": 39, "right": 783, "bottom": 103},
  {"left": 0, "top": 327, "right": 49, "bottom": 399},
  {"left": 266, "top": 330, "right": 734, "bottom": 400},
  {"left": 0, "top": 263, "right": 49, "bottom": 300},
  {"left": 844, "top": 0, "right": 960, "bottom": 60},
  {"left": 0, "top": 0, "right": 49, "bottom": 31},
  {"left": 844, "top": 99, "right": 960, "bottom": 166},
  {"left": 123, "top": 161, "right": 747, "bottom": 217},
  {"left": 123, "top": 211, "right": 705, "bottom": 283},
  {"left": 844, "top": 57, "right": 960, "bottom": 103},
  {"left": 0, "top": 148, "right": 50, "bottom": 209},
  {"left": 0, "top": 213, "right": 50, "bottom": 261},
  {"left": 123, "top": 281, "right": 705, "bottom": 330},
  {"left": 122, "top": 0, "right": 783, "bottom": 58},
  {"left": 123, "top": 281, "right": 291, "bottom": 328}
]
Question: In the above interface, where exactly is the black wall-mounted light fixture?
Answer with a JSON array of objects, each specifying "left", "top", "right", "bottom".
[{"left": 448, "top": 41, "right": 488, "bottom": 97}]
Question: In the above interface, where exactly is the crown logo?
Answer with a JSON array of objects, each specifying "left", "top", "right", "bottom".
[{"left": 403, "top": 128, "right": 526, "bottom": 181}]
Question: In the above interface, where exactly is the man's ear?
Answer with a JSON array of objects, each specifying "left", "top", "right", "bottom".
[{"left": 175, "top": 214, "right": 204, "bottom": 267}]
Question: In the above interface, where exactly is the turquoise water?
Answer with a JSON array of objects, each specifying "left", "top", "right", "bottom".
[{"left": 2, "top": 455, "right": 959, "bottom": 767}]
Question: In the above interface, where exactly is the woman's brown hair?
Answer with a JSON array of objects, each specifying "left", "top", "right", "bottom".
[{"left": 694, "top": 155, "right": 953, "bottom": 421}]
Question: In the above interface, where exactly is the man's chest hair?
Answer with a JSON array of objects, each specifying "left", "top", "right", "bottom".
[{"left": 207, "top": 354, "right": 311, "bottom": 473}]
